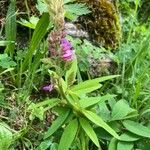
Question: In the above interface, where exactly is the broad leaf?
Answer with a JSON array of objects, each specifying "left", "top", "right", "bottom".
[
  {"left": 58, "top": 119, "right": 78, "bottom": 150},
  {"left": 39, "top": 140, "right": 52, "bottom": 150},
  {"left": 79, "top": 94, "right": 116, "bottom": 109},
  {"left": 71, "top": 75, "right": 120, "bottom": 95},
  {"left": 117, "top": 141, "right": 133, "bottom": 150},
  {"left": 111, "top": 100, "right": 137, "bottom": 121},
  {"left": 82, "top": 110, "right": 120, "bottom": 139},
  {"left": 108, "top": 138, "right": 117, "bottom": 150},
  {"left": 79, "top": 118, "right": 100, "bottom": 148},
  {"left": 0, "top": 123, "right": 12, "bottom": 150},
  {"left": 98, "top": 102, "right": 111, "bottom": 121},
  {"left": 119, "top": 132, "right": 140, "bottom": 141},
  {"left": 44, "top": 108, "right": 70, "bottom": 139},
  {"left": 123, "top": 120, "right": 150, "bottom": 138},
  {"left": 64, "top": 3, "right": 91, "bottom": 21},
  {"left": 50, "top": 143, "right": 58, "bottom": 150},
  {"left": 36, "top": 0, "right": 48, "bottom": 14},
  {"left": 94, "top": 127, "right": 112, "bottom": 141}
]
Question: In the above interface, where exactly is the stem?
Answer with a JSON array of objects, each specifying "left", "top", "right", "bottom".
[{"left": 24, "top": 0, "right": 31, "bottom": 40}]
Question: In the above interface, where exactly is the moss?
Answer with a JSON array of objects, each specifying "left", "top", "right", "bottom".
[{"left": 76, "top": 0, "right": 122, "bottom": 49}]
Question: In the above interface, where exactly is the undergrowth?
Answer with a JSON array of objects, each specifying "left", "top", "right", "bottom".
[{"left": 0, "top": 0, "right": 150, "bottom": 150}]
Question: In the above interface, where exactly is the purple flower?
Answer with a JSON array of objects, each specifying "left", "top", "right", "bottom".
[
  {"left": 42, "top": 84, "right": 54, "bottom": 92},
  {"left": 60, "top": 38, "right": 74, "bottom": 61}
]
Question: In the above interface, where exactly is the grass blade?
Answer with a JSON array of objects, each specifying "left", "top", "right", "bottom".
[
  {"left": 22, "top": 13, "right": 49, "bottom": 71},
  {"left": 5, "top": 0, "right": 16, "bottom": 56}
]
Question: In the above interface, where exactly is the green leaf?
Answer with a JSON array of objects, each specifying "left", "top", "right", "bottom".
[
  {"left": 79, "top": 118, "right": 100, "bottom": 148},
  {"left": 36, "top": 0, "right": 48, "bottom": 14},
  {"left": 44, "top": 108, "right": 70, "bottom": 139},
  {"left": 79, "top": 94, "right": 116, "bottom": 109},
  {"left": 5, "top": 0, "right": 16, "bottom": 56},
  {"left": 123, "top": 120, "right": 150, "bottom": 138},
  {"left": 108, "top": 138, "right": 117, "bottom": 150},
  {"left": 39, "top": 140, "right": 52, "bottom": 150},
  {"left": 65, "top": 58, "right": 77, "bottom": 86},
  {"left": 71, "top": 75, "right": 120, "bottom": 95},
  {"left": 98, "top": 102, "right": 111, "bottom": 121},
  {"left": 22, "top": 13, "right": 49, "bottom": 71},
  {"left": 119, "top": 132, "right": 140, "bottom": 141},
  {"left": 0, "top": 123, "right": 13, "bottom": 150},
  {"left": 111, "top": 100, "right": 138, "bottom": 121},
  {"left": 82, "top": 110, "right": 120, "bottom": 139},
  {"left": 29, "top": 106, "right": 45, "bottom": 120},
  {"left": 72, "top": 83, "right": 102, "bottom": 95},
  {"left": 50, "top": 143, "right": 58, "bottom": 150},
  {"left": 64, "top": 3, "right": 91, "bottom": 21},
  {"left": 0, "top": 54, "right": 16, "bottom": 69},
  {"left": 58, "top": 119, "right": 78, "bottom": 150},
  {"left": 117, "top": 141, "right": 133, "bottom": 150},
  {"left": 17, "top": 16, "right": 39, "bottom": 29},
  {"left": 28, "top": 98, "right": 60, "bottom": 109},
  {"left": 28, "top": 98, "right": 60, "bottom": 120},
  {"left": 0, "top": 41, "right": 15, "bottom": 47},
  {"left": 94, "top": 127, "right": 112, "bottom": 141}
]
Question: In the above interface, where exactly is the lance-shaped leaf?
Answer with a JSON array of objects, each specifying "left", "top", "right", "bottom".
[
  {"left": 79, "top": 94, "right": 116, "bottom": 109},
  {"left": 58, "top": 119, "right": 78, "bottom": 150},
  {"left": 70, "top": 75, "right": 120, "bottom": 95},
  {"left": 79, "top": 118, "right": 100, "bottom": 148},
  {"left": 82, "top": 110, "right": 120, "bottom": 139},
  {"left": 119, "top": 132, "right": 140, "bottom": 141},
  {"left": 123, "top": 120, "right": 150, "bottom": 138},
  {"left": 44, "top": 108, "right": 71, "bottom": 139}
]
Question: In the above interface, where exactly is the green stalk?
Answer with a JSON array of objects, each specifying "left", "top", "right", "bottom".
[{"left": 24, "top": 0, "right": 31, "bottom": 40}]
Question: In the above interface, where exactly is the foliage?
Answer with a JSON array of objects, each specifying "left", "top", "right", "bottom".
[
  {"left": 0, "top": 123, "right": 13, "bottom": 149},
  {"left": 36, "top": 0, "right": 90, "bottom": 21},
  {"left": 0, "top": 54, "right": 16, "bottom": 69},
  {"left": 0, "top": 0, "right": 150, "bottom": 149},
  {"left": 5, "top": 0, "right": 16, "bottom": 57}
]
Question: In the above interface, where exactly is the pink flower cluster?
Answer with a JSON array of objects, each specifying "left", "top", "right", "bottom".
[
  {"left": 48, "top": 30, "right": 74, "bottom": 61},
  {"left": 60, "top": 38, "right": 74, "bottom": 61},
  {"left": 48, "top": 30, "right": 65, "bottom": 57}
]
